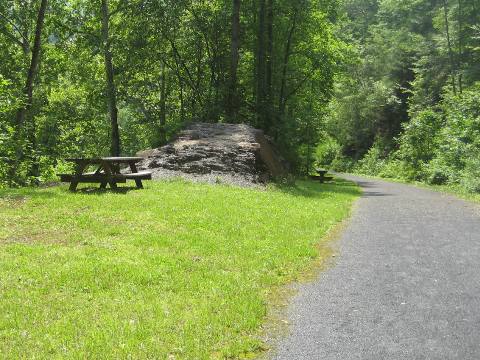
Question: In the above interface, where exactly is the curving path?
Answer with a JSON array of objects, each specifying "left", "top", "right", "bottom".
[{"left": 272, "top": 175, "right": 480, "bottom": 360}]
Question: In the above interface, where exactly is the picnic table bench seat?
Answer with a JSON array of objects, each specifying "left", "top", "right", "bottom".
[
  {"left": 123, "top": 171, "right": 152, "bottom": 180},
  {"left": 58, "top": 157, "right": 152, "bottom": 191}
]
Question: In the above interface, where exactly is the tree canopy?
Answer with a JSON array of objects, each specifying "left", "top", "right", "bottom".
[
  {"left": 321, "top": 0, "right": 480, "bottom": 193},
  {"left": 0, "top": 0, "right": 343, "bottom": 186}
]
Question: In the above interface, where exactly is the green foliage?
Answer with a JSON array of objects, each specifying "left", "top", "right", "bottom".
[
  {"left": 461, "top": 153, "right": 480, "bottom": 193},
  {"left": 396, "top": 109, "right": 443, "bottom": 166},
  {"left": 424, "top": 157, "right": 453, "bottom": 185},
  {"left": 0, "top": 76, "right": 17, "bottom": 187},
  {"left": 351, "top": 84, "right": 480, "bottom": 192},
  {"left": 326, "top": 0, "right": 480, "bottom": 195},
  {"left": 327, "top": 77, "right": 402, "bottom": 158},
  {"left": 354, "top": 142, "right": 386, "bottom": 176},
  {"left": 314, "top": 132, "right": 340, "bottom": 166},
  {"left": 434, "top": 85, "right": 480, "bottom": 187},
  {"left": 330, "top": 153, "right": 355, "bottom": 172}
]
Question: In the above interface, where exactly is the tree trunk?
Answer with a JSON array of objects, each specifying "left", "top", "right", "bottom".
[
  {"left": 159, "top": 61, "right": 167, "bottom": 145},
  {"left": 457, "top": 0, "right": 463, "bottom": 93},
  {"left": 101, "top": 0, "right": 121, "bottom": 156},
  {"left": 256, "top": 0, "right": 266, "bottom": 128},
  {"left": 442, "top": 0, "right": 457, "bottom": 95},
  {"left": 278, "top": 8, "right": 297, "bottom": 118},
  {"left": 227, "top": 0, "right": 241, "bottom": 121},
  {"left": 252, "top": 0, "right": 258, "bottom": 102},
  {"left": 15, "top": 0, "right": 47, "bottom": 129},
  {"left": 11, "top": 0, "right": 48, "bottom": 183},
  {"left": 265, "top": 0, "right": 274, "bottom": 131},
  {"left": 179, "top": 76, "right": 185, "bottom": 123}
]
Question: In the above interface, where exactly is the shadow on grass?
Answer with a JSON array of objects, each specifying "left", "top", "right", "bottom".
[
  {"left": 75, "top": 186, "right": 142, "bottom": 195},
  {"left": 0, "top": 187, "right": 58, "bottom": 201},
  {"left": 274, "top": 178, "right": 362, "bottom": 199},
  {"left": 0, "top": 184, "right": 143, "bottom": 202}
]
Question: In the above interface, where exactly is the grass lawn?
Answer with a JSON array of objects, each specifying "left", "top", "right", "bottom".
[{"left": 0, "top": 179, "right": 360, "bottom": 359}]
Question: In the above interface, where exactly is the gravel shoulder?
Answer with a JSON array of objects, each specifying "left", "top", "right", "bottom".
[{"left": 271, "top": 174, "right": 480, "bottom": 360}]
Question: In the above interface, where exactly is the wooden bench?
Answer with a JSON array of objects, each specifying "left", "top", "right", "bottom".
[
  {"left": 310, "top": 168, "right": 334, "bottom": 183},
  {"left": 58, "top": 157, "right": 152, "bottom": 191}
]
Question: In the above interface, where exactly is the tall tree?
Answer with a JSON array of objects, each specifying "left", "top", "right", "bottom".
[
  {"left": 227, "top": 0, "right": 241, "bottom": 121},
  {"left": 256, "top": 0, "right": 267, "bottom": 128},
  {"left": 101, "top": 0, "right": 121, "bottom": 156},
  {"left": 443, "top": 0, "right": 457, "bottom": 95},
  {"left": 265, "top": 0, "right": 274, "bottom": 131},
  {"left": 159, "top": 60, "right": 167, "bottom": 145},
  {"left": 11, "top": 0, "right": 48, "bottom": 181},
  {"left": 278, "top": 6, "right": 297, "bottom": 121}
]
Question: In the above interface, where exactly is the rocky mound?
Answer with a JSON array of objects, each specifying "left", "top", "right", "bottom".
[{"left": 136, "top": 123, "right": 286, "bottom": 186}]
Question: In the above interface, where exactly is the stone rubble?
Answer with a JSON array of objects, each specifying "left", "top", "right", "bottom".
[{"left": 136, "top": 122, "right": 286, "bottom": 187}]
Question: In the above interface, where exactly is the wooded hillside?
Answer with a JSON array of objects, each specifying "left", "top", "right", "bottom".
[{"left": 322, "top": 0, "right": 480, "bottom": 193}]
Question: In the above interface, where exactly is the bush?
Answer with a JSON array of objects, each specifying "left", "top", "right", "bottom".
[
  {"left": 461, "top": 154, "right": 480, "bottom": 193},
  {"left": 425, "top": 84, "right": 480, "bottom": 188},
  {"left": 354, "top": 142, "right": 386, "bottom": 176},
  {"left": 424, "top": 157, "right": 451, "bottom": 185},
  {"left": 0, "top": 76, "right": 19, "bottom": 187},
  {"left": 314, "top": 133, "right": 341, "bottom": 167},
  {"left": 330, "top": 153, "right": 355, "bottom": 172},
  {"left": 376, "top": 84, "right": 480, "bottom": 193},
  {"left": 378, "top": 158, "right": 418, "bottom": 181},
  {"left": 395, "top": 108, "right": 443, "bottom": 176}
]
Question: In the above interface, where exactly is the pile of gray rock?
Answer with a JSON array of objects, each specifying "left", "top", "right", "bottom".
[{"left": 136, "top": 122, "right": 286, "bottom": 187}]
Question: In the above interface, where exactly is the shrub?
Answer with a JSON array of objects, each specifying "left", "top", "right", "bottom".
[
  {"left": 395, "top": 108, "right": 443, "bottom": 175},
  {"left": 424, "top": 157, "right": 451, "bottom": 185},
  {"left": 330, "top": 153, "right": 355, "bottom": 172},
  {"left": 461, "top": 154, "right": 480, "bottom": 193},
  {"left": 378, "top": 158, "right": 419, "bottom": 181},
  {"left": 314, "top": 133, "right": 341, "bottom": 167},
  {"left": 354, "top": 142, "right": 386, "bottom": 176}
]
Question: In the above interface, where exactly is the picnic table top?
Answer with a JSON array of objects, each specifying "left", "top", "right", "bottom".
[{"left": 66, "top": 157, "right": 143, "bottom": 163}]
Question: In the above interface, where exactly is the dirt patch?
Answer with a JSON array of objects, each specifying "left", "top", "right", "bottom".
[
  {"left": 0, "top": 195, "right": 28, "bottom": 208},
  {"left": 1, "top": 230, "right": 69, "bottom": 245}
]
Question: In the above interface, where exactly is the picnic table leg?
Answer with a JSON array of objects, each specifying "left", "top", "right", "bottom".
[
  {"left": 94, "top": 164, "right": 108, "bottom": 189},
  {"left": 129, "top": 162, "right": 143, "bottom": 189},
  {"left": 69, "top": 182, "right": 78, "bottom": 191},
  {"left": 100, "top": 160, "right": 119, "bottom": 190},
  {"left": 69, "top": 161, "right": 88, "bottom": 191}
]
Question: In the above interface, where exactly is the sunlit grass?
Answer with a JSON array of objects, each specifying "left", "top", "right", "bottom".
[{"left": 0, "top": 179, "right": 359, "bottom": 359}]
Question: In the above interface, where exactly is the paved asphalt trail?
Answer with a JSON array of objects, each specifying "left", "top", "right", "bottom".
[{"left": 272, "top": 175, "right": 480, "bottom": 360}]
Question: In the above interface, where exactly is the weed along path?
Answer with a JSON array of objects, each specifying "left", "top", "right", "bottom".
[{"left": 272, "top": 175, "right": 480, "bottom": 359}]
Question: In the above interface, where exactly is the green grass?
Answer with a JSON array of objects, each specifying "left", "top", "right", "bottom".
[
  {"left": 414, "top": 182, "right": 480, "bottom": 203},
  {"left": 352, "top": 173, "right": 480, "bottom": 203},
  {"left": 0, "top": 179, "right": 360, "bottom": 359}
]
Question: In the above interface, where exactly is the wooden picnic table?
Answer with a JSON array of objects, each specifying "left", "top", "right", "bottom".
[
  {"left": 310, "top": 168, "right": 334, "bottom": 183},
  {"left": 59, "top": 157, "right": 152, "bottom": 191}
]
